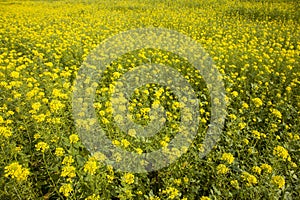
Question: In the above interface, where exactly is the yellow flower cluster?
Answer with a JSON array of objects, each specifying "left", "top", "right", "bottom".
[
  {"left": 271, "top": 175, "right": 285, "bottom": 189},
  {"left": 221, "top": 152, "right": 234, "bottom": 164},
  {"left": 162, "top": 187, "right": 180, "bottom": 199},
  {"left": 122, "top": 173, "right": 135, "bottom": 184},
  {"left": 4, "top": 162, "right": 30, "bottom": 182},
  {"left": 59, "top": 183, "right": 73, "bottom": 197},
  {"left": 217, "top": 164, "right": 229, "bottom": 175},
  {"left": 241, "top": 172, "right": 258, "bottom": 186},
  {"left": 0, "top": 126, "right": 12, "bottom": 138},
  {"left": 35, "top": 141, "right": 49, "bottom": 153},
  {"left": 273, "top": 145, "right": 290, "bottom": 160},
  {"left": 69, "top": 134, "right": 80, "bottom": 144},
  {"left": 84, "top": 157, "right": 99, "bottom": 175}
]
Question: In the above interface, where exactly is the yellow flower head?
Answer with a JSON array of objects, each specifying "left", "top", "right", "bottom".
[
  {"left": 200, "top": 196, "right": 211, "bottom": 200},
  {"left": 270, "top": 108, "right": 282, "bottom": 119},
  {"left": 252, "top": 97, "right": 263, "bottom": 107},
  {"left": 85, "top": 194, "right": 100, "bottom": 200},
  {"left": 162, "top": 187, "right": 179, "bottom": 199},
  {"left": 84, "top": 157, "right": 99, "bottom": 175},
  {"left": 55, "top": 147, "right": 65, "bottom": 157},
  {"left": 59, "top": 183, "right": 73, "bottom": 197},
  {"left": 230, "top": 180, "right": 240, "bottom": 189},
  {"left": 62, "top": 155, "right": 74, "bottom": 165},
  {"left": 4, "top": 162, "right": 30, "bottom": 182},
  {"left": 252, "top": 166, "right": 262, "bottom": 175},
  {"left": 0, "top": 126, "right": 12, "bottom": 138},
  {"left": 241, "top": 172, "right": 258, "bottom": 186},
  {"left": 221, "top": 153, "right": 234, "bottom": 164},
  {"left": 69, "top": 134, "right": 79, "bottom": 144},
  {"left": 271, "top": 175, "right": 285, "bottom": 189},
  {"left": 260, "top": 164, "right": 272, "bottom": 173},
  {"left": 273, "top": 145, "right": 289, "bottom": 160},
  {"left": 122, "top": 173, "right": 135, "bottom": 184},
  {"left": 217, "top": 164, "right": 229, "bottom": 175},
  {"left": 35, "top": 142, "right": 49, "bottom": 153},
  {"left": 61, "top": 165, "right": 76, "bottom": 178}
]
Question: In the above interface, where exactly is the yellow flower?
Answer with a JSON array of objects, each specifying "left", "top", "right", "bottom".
[
  {"left": 84, "top": 157, "right": 99, "bottom": 175},
  {"left": 62, "top": 156, "right": 74, "bottom": 165},
  {"left": 271, "top": 175, "right": 285, "bottom": 189},
  {"left": 273, "top": 145, "right": 289, "bottom": 160},
  {"left": 112, "top": 140, "right": 120, "bottom": 146},
  {"left": 241, "top": 172, "right": 258, "bottom": 186},
  {"left": 0, "top": 126, "right": 12, "bottom": 138},
  {"left": 49, "top": 99, "right": 65, "bottom": 112},
  {"left": 252, "top": 130, "right": 261, "bottom": 139},
  {"left": 10, "top": 71, "right": 20, "bottom": 79},
  {"left": 160, "top": 140, "right": 168, "bottom": 147},
  {"left": 35, "top": 142, "right": 49, "bottom": 153},
  {"left": 128, "top": 129, "right": 136, "bottom": 137},
  {"left": 200, "top": 196, "right": 211, "bottom": 200},
  {"left": 242, "top": 102, "right": 249, "bottom": 109},
  {"left": 69, "top": 134, "right": 79, "bottom": 144},
  {"left": 230, "top": 180, "right": 240, "bottom": 189},
  {"left": 85, "top": 194, "right": 100, "bottom": 200},
  {"left": 34, "top": 133, "right": 41, "bottom": 140},
  {"left": 4, "top": 162, "right": 30, "bottom": 182},
  {"left": 252, "top": 166, "right": 262, "bottom": 175},
  {"left": 162, "top": 187, "right": 179, "bottom": 199},
  {"left": 260, "top": 164, "right": 272, "bottom": 173},
  {"left": 231, "top": 91, "right": 238, "bottom": 97},
  {"left": 122, "top": 173, "right": 134, "bottom": 184},
  {"left": 270, "top": 108, "right": 282, "bottom": 119},
  {"left": 121, "top": 139, "right": 130, "bottom": 147},
  {"left": 243, "top": 138, "right": 249, "bottom": 145},
  {"left": 55, "top": 147, "right": 65, "bottom": 157},
  {"left": 221, "top": 153, "right": 234, "bottom": 164},
  {"left": 135, "top": 148, "right": 143, "bottom": 154},
  {"left": 252, "top": 97, "right": 263, "bottom": 107},
  {"left": 217, "top": 164, "right": 229, "bottom": 175},
  {"left": 61, "top": 165, "right": 76, "bottom": 178},
  {"left": 59, "top": 183, "right": 73, "bottom": 197},
  {"left": 238, "top": 122, "right": 247, "bottom": 130},
  {"left": 93, "top": 152, "right": 106, "bottom": 161}
]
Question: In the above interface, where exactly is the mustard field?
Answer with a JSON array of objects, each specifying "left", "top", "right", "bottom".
[{"left": 0, "top": 0, "right": 299, "bottom": 199}]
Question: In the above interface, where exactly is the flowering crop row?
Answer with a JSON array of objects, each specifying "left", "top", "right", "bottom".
[{"left": 0, "top": 0, "right": 299, "bottom": 199}]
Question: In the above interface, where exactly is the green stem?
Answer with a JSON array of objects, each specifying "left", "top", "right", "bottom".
[{"left": 42, "top": 153, "right": 64, "bottom": 199}]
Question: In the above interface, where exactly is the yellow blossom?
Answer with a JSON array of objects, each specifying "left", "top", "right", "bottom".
[
  {"left": 69, "top": 134, "right": 79, "bottom": 144},
  {"left": 35, "top": 141, "right": 49, "bottom": 153},
  {"left": 62, "top": 156, "right": 74, "bottom": 165},
  {"left": 85, "top": 194, "right": 100, "bottom": 200},
  {"left": 271, "top": 175, "right": 285, "bottom": 189},
  {"left": 122, "top": 173, "right": 134, "bottom": 184},
  {"left": 230, "top": 180, "right": 240, "bottom": 189},
  {"left": 252, "top": 97, "right": 263, "bottom": 107},
  {"left": 221, "top": 153, "right": 234, "bottom": 164},
  {"left": 4, "top": 162, "right": 30, "bottom": 182},
  {"left": 200, "top": 197, "right": 211, "bottom": 200},
  {"left": 252, "top": 166, "right": 262, "bottom": 174},
  {"left": 260, "top": 164, "right": 272, "bottom": 173},
  {"left": 84, "top": 157, "right": 99, "bottom": 175},
  {"left": 121, "top": 139, "right": 130, "bottom": 147},
  {"left": 59, "top": 183, "right": 73, "bottom": 197},
  {"left": 61, "top": 165, "right": 76, "bottom": 178},
  {"left": 55, "top": 147, "right": 65, "bottom": 157},
  {"left": 217, "top": 164, "right": 229, "bottom": 175},
  {"left": 273, "top": 145, "right": 289, "bottom": 160},
  {"left": 0, "top": 126, "right": 12, "bottom": 138},
  {"left": 241, "top": 172, "right": 258, "bottom": 186}
]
